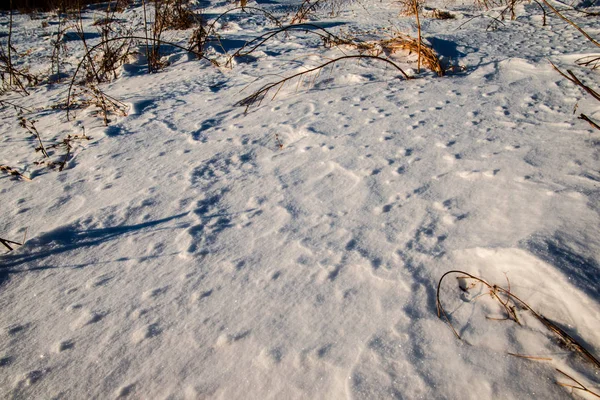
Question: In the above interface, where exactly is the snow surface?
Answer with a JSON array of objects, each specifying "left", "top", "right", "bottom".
[{"left": 1, "top": 0, "right": 600, "bottom": 398}]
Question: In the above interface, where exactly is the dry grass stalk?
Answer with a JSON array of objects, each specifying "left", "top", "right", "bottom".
[
  {"left": 398, "top": 0, "right": 424, "bottom": 16},
  {"left": 196, "top": 6, "right": 282, "bottom": 60},
  {"left": 0, "top": 99, "right": 32, "bottom": 114},
  {"left": 436, "top": 270, "right": 600, "bottom": 369},
  {"left": 66, "top": 35, "right": 208, "bottom": 121},
  {"left": 507, "top": 352, "right": 552, "bottom": 361},
  {"left": 556, "top": 369, "right": 600, "bottom": 398},
  {"left": 236, "top": 55, "right": 410, "bottom": 112},
  {"left": 414, "top": 0, "right": 422, "bottom": 73},
  {"left": 232, "top": 23, "right": 352, "bottom": 60},
  {"left": 0, "top": 236, "right": 23, "bottom": 252},
  {"left": 47, "top": 130, "right": 91, "bottom": 171},
  {"left": 155, "top": 0, "right": 197, "bottom": 31},
  {"left": 80, "top": 84, "right": 129, "bottom": 125},
  {"left": 539, "top": 0, "right": 600, "bottom": 49},
  {"left": 0, "top": 164, "right": 30, "bottom": 181},
  {"left": 19, "top": 117, "right": 49, "bottom": 158},
  {"left": 550, "top": 62, "right": 600, "bottom": 130},
  {"left": 290, "top": 0, "right": 325, "bottom": 24},
  {"left": 579, "top": 113, "right": 600, "bottom": 130},
  {"left": 382, "top": 35, "right": 443, "bottom": 76},
  {"left": 576, "top": 55, "right": 600, "bottom": 70},
  {"left": 0, "top": 4, "right": 37, "bottom": 95},
  {"left": 550, "top": 64, "right": 600, "bottom": 102}
]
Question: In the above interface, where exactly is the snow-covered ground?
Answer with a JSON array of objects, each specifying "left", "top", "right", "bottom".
[{"left": 1, "top": 0, "right": 599, "bottom": 398}]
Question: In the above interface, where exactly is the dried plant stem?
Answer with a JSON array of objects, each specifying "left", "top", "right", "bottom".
[
  {"left": 19, "top": 118, "right": 49, "bottom": 158},
  {"left": 0, "top": 164, "right": 30, "bottom": 181},
  {"left": 556, "top": 369, "right": 600, "bottom": 398},
  {"left": 550, "top": 62, "right": 600, "bottom": 102},
  {"left": 66, "top": 35, "right": 209, "bottom": 120},
  {"left": 0, "top": 99, "right": 32, "bottom": 113},
  {"left": 236, "top": 55, "right": 410, "bottom": 111},
  {"left": 233, "top": 24, "right": 350, "bottom": 60},
  {"left": 540, "top": 0, "right": 600, "bottom": 48},
  {"left": 436, "top": 270, "right": 600, "bottom": 369},
  {"left": 507, "top": 352, "right": 552, "bottom": 361},
  {"left": 143, "top": 0, "right": 151, "bottom": 74},
  {"left": 2, "top": 0, "right": 29, "bottom": 95},
  {"left": 532, "top": 0, "right": 547, "bottom": 26},
  {"left": 579, "top": 114, "right": 600, "bottom": 130},
  {"left": 413, "top": 0, "right": 421, "bottom": 73},
  {"left": 0, "top": 236, "right": 22, "bottom": 251},
  {"left": 8, "top": 1, "right": 14, "bottom": 87}
]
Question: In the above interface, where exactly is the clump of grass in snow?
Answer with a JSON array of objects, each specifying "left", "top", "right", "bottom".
[{"left": 436, "top": 270, "right": 600, "bottom": 396}]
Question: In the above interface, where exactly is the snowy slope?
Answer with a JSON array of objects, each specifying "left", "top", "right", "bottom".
[{"left": 1, "top": 0, "right": 600, "bottom": 398}]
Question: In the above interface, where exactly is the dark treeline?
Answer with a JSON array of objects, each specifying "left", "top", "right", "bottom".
[{"left": 0, "top": 0, "right": 114, "bottom": 11}]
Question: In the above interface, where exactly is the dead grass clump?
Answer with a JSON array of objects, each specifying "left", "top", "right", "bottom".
[
  {"left": 143, "top": 0, "right": 197, "bottom": 72},
  {"left": 382, "top": 35, "right": 444, "bottom": 76},
  {"left": 155, "top": 0, "right": 197, "bottom": 31},
  {"left": 92, "top": 11, "right": 136, "bottom": 82},
  {"left": 18, "top": 116, "right": 92, "bottom": 170}
]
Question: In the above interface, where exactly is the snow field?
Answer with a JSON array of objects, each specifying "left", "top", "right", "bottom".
[{"left": 1, "top": 0, "right": 600, "bottom": 398}]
